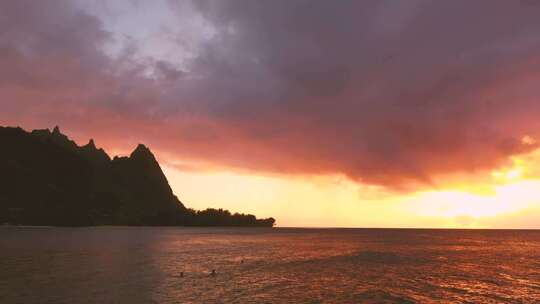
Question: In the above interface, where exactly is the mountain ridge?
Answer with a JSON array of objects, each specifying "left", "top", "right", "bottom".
[{"left": 0, "top": 126, "right": 275, "bottom": 227}]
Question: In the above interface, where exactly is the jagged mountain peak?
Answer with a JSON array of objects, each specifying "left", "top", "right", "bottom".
[
  {"left": 85, "top": 139, "right": 96, "bottom": 149},
  {"left": 130, "top": 143, "right": 156, "bottom": 160},
  {"left": 32, "top": 125, "right": 79, "bottom": 152},
  {"left": 80, "top": 138, "right": 110, "bottom": 163},
  {"left": 134, "top": 143, "right": 150, "bottom": 152}
]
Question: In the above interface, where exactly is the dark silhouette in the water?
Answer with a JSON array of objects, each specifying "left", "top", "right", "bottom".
[
  {"left": 0, "top": 126, "right": 275, "bottom": 227},
  {"left": 211, "top": 270, "right": 216, "bottom": 276}
]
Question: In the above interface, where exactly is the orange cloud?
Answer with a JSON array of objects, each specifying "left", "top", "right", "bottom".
[{"left": 3, "top": 0, "right": 540, "bottom": 192}]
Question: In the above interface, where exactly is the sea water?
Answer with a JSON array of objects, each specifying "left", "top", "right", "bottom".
[{"left": 1, "top": 227, "right": 539, "bottom": 303}]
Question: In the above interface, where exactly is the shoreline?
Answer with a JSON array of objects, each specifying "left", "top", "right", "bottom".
[{"left": 2, "top": 224, "right": 539, "bottom": 231}]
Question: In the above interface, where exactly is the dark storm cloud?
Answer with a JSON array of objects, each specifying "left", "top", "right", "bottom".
[{"left": 3, "top": 0, "right": 540, "bottom": 189}]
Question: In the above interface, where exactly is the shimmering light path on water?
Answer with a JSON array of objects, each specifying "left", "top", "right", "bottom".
[{"left": 1, "top": 227, "right": 539, "bottom": 303}]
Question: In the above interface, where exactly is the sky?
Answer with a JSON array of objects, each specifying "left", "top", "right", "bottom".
[{"left": 2, "top": 0, "right": 540, "bottom": 228}]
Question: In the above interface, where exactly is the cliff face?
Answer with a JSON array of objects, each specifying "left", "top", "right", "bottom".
[
  {"left": 0, "top": 126, "right": 185, "bottom": 226},
  {"left": 0, "top": 126, "right": 275, "bottom": 227}
]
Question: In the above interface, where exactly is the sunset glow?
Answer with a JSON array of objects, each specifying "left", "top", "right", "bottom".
[
  {"left": 3, "top": 0, "right": 540, "bottom": 228},
  {"left": 160, "top": 146, "right": 540, "bottom": 228},
  {"left": 6, "top": 2, "right": 540, "bottom": 303}
]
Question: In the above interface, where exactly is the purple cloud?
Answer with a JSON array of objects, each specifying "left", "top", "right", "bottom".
[{"left": 2, "top": 0, "right": 540, "bottom": 189}]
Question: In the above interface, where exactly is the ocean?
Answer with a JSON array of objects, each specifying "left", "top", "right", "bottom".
[{"left": 1, "top": 227, "right": 539, "bottom": 303}]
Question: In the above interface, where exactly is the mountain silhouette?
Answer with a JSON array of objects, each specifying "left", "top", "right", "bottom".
[{"left": 0, "top": 126, "right": 275, "bottom": 227}]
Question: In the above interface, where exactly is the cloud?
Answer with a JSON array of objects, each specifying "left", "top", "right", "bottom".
[{"left": 2, "top": 0, "right": 540, "bottom": 190}]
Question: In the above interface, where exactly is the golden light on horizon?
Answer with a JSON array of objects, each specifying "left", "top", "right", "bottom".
[
  {"left": 161, "top": 147, "right": 540, "bottom": 229},
  {"left": 408, "top": 181, "right": 538, "bottom": 219}
]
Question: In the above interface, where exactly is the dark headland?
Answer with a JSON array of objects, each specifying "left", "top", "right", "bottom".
[{"left": 0, "top": 126, "right": 275, "bottom": 227}]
